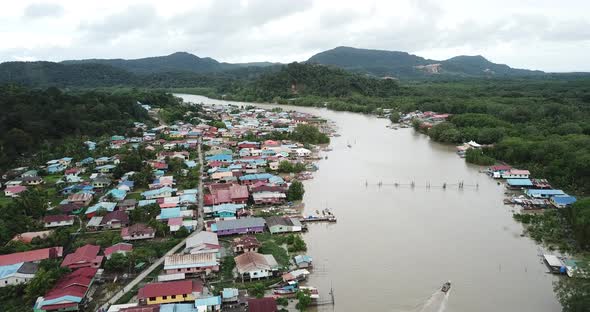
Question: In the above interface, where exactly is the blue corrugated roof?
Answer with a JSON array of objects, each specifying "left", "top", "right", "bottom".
[
  {"left": 0, "top": 262, "right": 23, "bottom": 279},
  {"left": 195, "top": 296, "right": 221, "bottom": 307},
  {"left": 159, "top": 207, "right": 181, "bottom": 219},
  {"left": 506, "top": 179, "right": 533, "bottom": 186},
  {"left": 526, "top": 189, "right": 565, "bottom": 196},
  {"left": 552, "top": 195, "right": 577, "bottom": 205},
  {"left": 160, "top": 303, "right": 197, "bottom": 312}
]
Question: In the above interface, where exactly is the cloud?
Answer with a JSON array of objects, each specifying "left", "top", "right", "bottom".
[
  {"left": 23, "top": 2, "right": 64, "bottom": 19},
  {"left": 78, "top": 4, "right": 157, "bottom": 41},
  {"left": 2, "top": 0, "right": 590, "bottom": 71}
]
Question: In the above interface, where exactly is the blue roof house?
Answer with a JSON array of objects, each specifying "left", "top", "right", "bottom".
[
  {"left": 194, "top": 296, "right": 221, "bottom": 311},
  {"left": 551, "top": 195, "right": 577, "bottom": 208},
  {"left": 525, "top": 189, "right": 566, "bottom": 199}
]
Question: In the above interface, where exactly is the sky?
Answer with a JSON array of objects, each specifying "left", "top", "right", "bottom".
[{"left": 1, "top": 0, "right": 590, "bottom": 72}]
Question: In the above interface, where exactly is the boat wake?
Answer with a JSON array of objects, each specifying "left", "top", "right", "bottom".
[{"left": 418, "top": 289, "right": 450, "bottom": 312}]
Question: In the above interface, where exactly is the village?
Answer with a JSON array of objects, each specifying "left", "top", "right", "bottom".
[{"left": 0, "top": 100, "right": 336, "bottom": 312}]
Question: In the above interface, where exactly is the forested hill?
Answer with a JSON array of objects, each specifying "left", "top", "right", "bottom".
[
  {"left": 0, "top": 85, "right": 178, "bottom": 171},
  {"left": 62, "top": 52, "right": 226, "bottom": 74},
  {"left": 0, "top": 61, "right": 279, "bottom": 89},
  {"left": 307, "top": 46, "right": 545, "bottom": 78},
  {"left": 231, "top": 62, "right": 399, "bottom": 101}
]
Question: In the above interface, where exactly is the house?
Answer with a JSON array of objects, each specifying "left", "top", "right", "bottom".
[
  {"left": 142, "top": 187, "right": 175, "bottom": 199},
  {"left": 185, "top": 232, "right": 220, "bottom": 256},
  {"left": 550, "top": 195, "right": 577, "bottom": 208},
  {"left": 525, "top": 189, "right": 566, "bottom": 199},
  {"left": 221, "top": 288, "right": 239, "bottom": 303},
  {"left": 85, "top": 202, "right": 117, "bottom": 218},
  {"left": 61, "top": 244, "right": 103, "bottom": 269},
  {"left": 100, "top": 211, "right": 130, "bottom": 229},
  {"left": 67, "top": 193, "right": 93, "bottom": 206},
  {"left": 235, "top": 252, "right": 279, "bottom": 281},
  {"left": 59, "top": 203, "right": 85, "bottom": 215},
  {"left": 163, "top": 253, "right": 219, "bottom": 275},
  {"left": 137, "top": 279, "right": 203, "bottom": 305},
  {"left": 4, "top": 185, "right": 27, "bottom": 198},
  {"left": 205, "top": 184, "right": 249, "bottom": 205},
  {"left": 96, "top": 164, "right": 117, "bottom": 173},
  {"left": 501, "top": 169, "right": 530, "bottom": 179},
  {"left": 92, "top": 176, "right": 112, "bottom": 188},
  {"left": 12, "top": 230, "right": 53, "bottom": 243},
  {"left": 294, "top": 255, "right": 313, "bottom": 268},
  {"left": 0, "top": 262, "right": 38, "bottom": 288},
  {"left": 505, "top": 179, "right": 534, "bottom": 190},
  {"left": 47, "top": 163, "right": 66, "bottom": 174},
  {"left": 87, "top": 216, "right": 104, "bottom": 231},
  {"left": 118, "top": 199, "right": 137, "bottom": 211},
  {"left": 106, "top": 189, "right": 127, "bottom": 201},
  {"left": 233, "top": 236, "right": 260, "bottom": 254},
  {"left": 0, "top": 247, "right": 63, "bottom": 266},
  {"left": 252, "top": 191, "right": 287, "bottom": 205},
  {"left": 195, "top": 296, "right": 222, "bottom": 312},
  {"left": 21, "top": 176, "right": 44, "bottom": 185},
  {"left": 212, "top": 218, "right": 266, "bottom": 236},
  {"left": 265, "top": 216, "right": 302, "bottom": 234},
  {"left": 247, "top": 297, "right": 278, "bottom": 312},
  {"left": 118, "top": 180, "right": 135, "bottom": 192},
  {"left": 121, "top": 223, "right": 156, "bottom": 240},
  {"left": 33, "top": 267, "right": 97, "bottom": 312},
  {"left": 294, "top": 148, "right": 311, "bottom": 158},
  {"left": 43, "top": 215, "right": 75, "bottom": 228},
  {"left": 104, "top": 243, "right": 133, "bottom": 260}
]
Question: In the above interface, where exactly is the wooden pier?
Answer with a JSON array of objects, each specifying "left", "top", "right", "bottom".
[{"left": 299, "top": 216, "right": 337, "bottom": 223}]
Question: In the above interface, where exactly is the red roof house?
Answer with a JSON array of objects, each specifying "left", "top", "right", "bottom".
[
  {"left": 34, "top": 267, "right": 98, "bottom": 311},
  {"left": 61, "top": 244, "right": 103, "bottom": 269},
  {"left": 248, "top": 297, "right": 278, "bottom": 312},
  {"left": 104, "top": 242, "right": 133, "bottom": 259},
  {"left": 0, "top": 247, "right": 63, "bottom": 266}
]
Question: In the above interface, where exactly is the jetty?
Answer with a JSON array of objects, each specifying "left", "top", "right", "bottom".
[{"left": 300, "top": 215, "right": 337, "bottom": 223}]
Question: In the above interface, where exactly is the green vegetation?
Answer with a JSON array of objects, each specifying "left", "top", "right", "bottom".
[
  {"left": 296, "top": 289, "right": 312, "bottom": 311},
  {"left": 465, "top": 148, "right": 495, "bottom": 165},
  {"left": 307, "top": 46, "right": 541, "bottom": 78},
  {"left": 291, "top": 124, "right": 330, "bottom": 145},
  {"left": 0, "top": 85, "right": 181, "bottom": 172},
  {"left": 278, "top": 161, "right": 306, "bottom": 174},
  {"left": 287, "top": 181, "right": 305, "bottom": 201}
]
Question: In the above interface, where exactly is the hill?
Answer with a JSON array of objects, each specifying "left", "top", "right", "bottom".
[
  {"left": 231, "top": 62, "right": 399, "bottom": 101},
  {"left": 307, "top": 46, "right": 544, "bottom": 78},
  {"left": 62, "top": 52, "right": 226, "bottom": 74}
]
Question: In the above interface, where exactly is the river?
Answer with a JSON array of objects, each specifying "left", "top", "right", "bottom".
[{"left": 177, "top": 94, "right": 561, "bottom": 312}]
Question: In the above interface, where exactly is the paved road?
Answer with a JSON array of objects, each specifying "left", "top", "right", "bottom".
[{"left": 99, "top": 141, "right": 204, "bottom": 311}]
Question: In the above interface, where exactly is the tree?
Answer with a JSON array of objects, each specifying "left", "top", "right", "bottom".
[
  {"left": 290, "top": 124, "right": 329, "bottom": 145},
  {"left": 554, "top": 261, "right": 590, "bottom": 312},
  {"left": 389, "top": 111, "right": 400, "bottom": 123},
  {"left": 276, "top": 297, "right": 289, "bottom": 306},
  {"left": 296, "top": 290, "right": 312, "bottom": 311},
  {"left": 287, "top": 181, "right": 305, "bottom": 201},
  {"left": 105, "top": 253, "right": 130, "bottom": 272},
  {"left": 250, "top": 283, "right": 265, "bottom": 298},
  {"left": 174, "top": 226, "right": 190, "bottom": 238}
]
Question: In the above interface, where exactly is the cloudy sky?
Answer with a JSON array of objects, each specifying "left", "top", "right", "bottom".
[{"left": 1, "top": 0, "right": 589, "bottom": 72}]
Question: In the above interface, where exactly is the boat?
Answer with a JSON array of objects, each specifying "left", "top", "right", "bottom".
[
  {"left": 441, "top": 281, "right": 451, "bottom": 293},
  {"left": 347, "top": 144, "right": 352, "bottom": 148},
  {"left": 273, "top": 284, "right": 298, "bottom": 295}
]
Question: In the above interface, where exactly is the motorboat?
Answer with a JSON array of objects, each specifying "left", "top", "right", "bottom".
[{"left": 441, "top": 281, "right": 451, "bottom": 293}]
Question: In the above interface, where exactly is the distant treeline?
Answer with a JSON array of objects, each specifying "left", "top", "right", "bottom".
[{"left": 0, "top": 85, "right": 179, "bottom": 171}]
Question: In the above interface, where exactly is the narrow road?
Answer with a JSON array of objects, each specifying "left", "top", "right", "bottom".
[{"left": 99, "top": 141, "right": 204, "bottom": 311}]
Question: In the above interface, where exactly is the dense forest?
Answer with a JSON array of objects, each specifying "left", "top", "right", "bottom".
[
  {"left": 0, "top": 85, "right": 180, "bottom": 171},
  {"left": 402, "top": 79, "right": 590, "bottom": 195}
]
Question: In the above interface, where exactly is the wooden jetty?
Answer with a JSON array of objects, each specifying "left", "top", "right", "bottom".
[{"left": 299, "top": 216, "right": 337, "bottom": 223}]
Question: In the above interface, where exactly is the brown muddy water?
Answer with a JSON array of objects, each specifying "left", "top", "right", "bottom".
[{"left": 177, "top": 94, "right": 561, "bottom": 312}]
